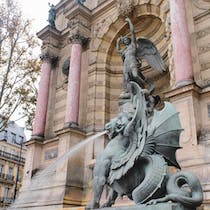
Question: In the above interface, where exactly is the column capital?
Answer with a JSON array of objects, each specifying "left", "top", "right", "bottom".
[
  {"left": 69, "top": 32, "right": 89, "bottom": 47},
  {"left": 40, "top": 52, "right": 58, "bottom": 67}
]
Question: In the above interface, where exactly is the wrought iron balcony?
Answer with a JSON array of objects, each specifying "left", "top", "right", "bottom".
[
  {"left": 0, "top": 150, "right": 25, "bottom": 164},
  {"left": 6, "top": 174, "right": 14, "bottom": 181},
  {"left": 0, "top": 173, "right": 15, "bottom": 183}
]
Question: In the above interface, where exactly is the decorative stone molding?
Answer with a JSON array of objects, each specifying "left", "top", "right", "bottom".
[
  {"left": 196, "top": 26, "right": 210, "bottom": 39},
  {"left": 116, "top": 0, "right": 134, "bottom": 16},
  {"left": 93, "top": 17, "right": 114, "bottom": 39},
  {"left": 65, "top": 4, "right": 91, "bottom": 47},
  {"left": 164, "top": 15, "right": 175, "bottom": 88},
  {"left": 196, "top": 78, "right": 210, "bottom": 88},
  {"left": 91, "top": 14, "right": 118, "bottom": 51},
  {"left": 68, "top": 18, "right": 89, "bottom": 29},
  {"left": 69, "top": 31, "right": 89, "bottom": 46},
  {"left": 198, "top": 128, "right": 210, "bottom": 142},
  {"left": 37, "top": 25, "right": 61, "bottom": 49},
  {"left": 44, "top": 147, "right": 58, "bottom": 160},
  {"left": 40, "top": 52, "right": 58, "bottom": 67},
  {"left": 192, "top": 0, "right": 210, "bottom": 11}
]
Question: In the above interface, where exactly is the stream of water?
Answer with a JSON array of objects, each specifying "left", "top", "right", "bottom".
[
  {"left": 9, "top": 131, "right": 107, "bottom": 208},
  {"left": 35, "top": 130, "right": 107, "bottom": 179}
]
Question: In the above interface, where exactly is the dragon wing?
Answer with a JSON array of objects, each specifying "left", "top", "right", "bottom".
[
  {"left": 109, "top": 100, "right": 183, "bottom": 185},
  {"left": 144, "top": 102, "right": 183, "bottom": 169},
  {"left": 137, "top": 38, "right": 166, "bottom": 74}
]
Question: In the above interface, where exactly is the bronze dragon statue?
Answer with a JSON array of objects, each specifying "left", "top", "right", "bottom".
[{"left": 86, "top": 17, "right": 203, "bottom": 210}]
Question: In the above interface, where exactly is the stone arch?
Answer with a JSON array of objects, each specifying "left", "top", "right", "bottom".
[
  {"left": 95, "top": 1, "right": 169, "bottom": 63},
  {"left": 88, "top": 1, "right": 171, "bottom": 131}
]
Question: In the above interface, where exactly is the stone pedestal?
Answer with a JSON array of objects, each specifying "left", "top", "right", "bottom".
[
  {"left": 164, "top": 84, "right": 208, "bottom": 207},
  {"left": 9, "top": 129, "right": 88, "bottom": 210},
  {"left": 57, "top": 202, "right": 196, "bottom": 210},
  {"left": 165, "top": 84, "right": 201, "bottom": 146},
  {"left": 101, "top": 203, "right": 193, "bottom": 210}
]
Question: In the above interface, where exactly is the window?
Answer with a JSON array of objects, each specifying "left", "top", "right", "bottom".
[
  {"left": 1, "top": 146, "right": 6, "bottom": 155},
  {"left": 0, "top": 164, "right": 4, "bottom": 175},
  {"left": 7, "top": 167, "right": 13, "bottom": 180},
  {"left": 4, "top": 187, "right": 9, "bottom": 198},
  {"left": 17, "top": 170, "right": 21, "bottom": 182},
  {"left": 0, "top": 164, "right": 4, "bottom": 178},
  {"left": 8, "top": 167, "right": 13, "bottom": 176},
  {"left": 19, "top": 136, "right": 24, "bottom": 143},
  {"left": 4, "top": 130, "right": 7, "bottom": 139},
  {"left": 10, "top": 149, "right": 15, "bottom": 159},
  {"left": 11, "top": 132, "right": 16, "bottom": 143}
]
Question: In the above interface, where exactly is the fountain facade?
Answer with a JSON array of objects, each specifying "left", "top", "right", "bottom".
[{"left": 10, "top": 0, "right": 210, "bottom": 209}]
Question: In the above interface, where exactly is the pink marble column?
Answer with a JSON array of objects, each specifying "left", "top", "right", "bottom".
[
  {"left": 32, "top": 54, "right": 54, "bottom": 138},
  {"left": 65, "top": 34, "right": 87, "bottom": 127},
  {"left": 169, "top": 0, "right": 194, "bottom": 87}
]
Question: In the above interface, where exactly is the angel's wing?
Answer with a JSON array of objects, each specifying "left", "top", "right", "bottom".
[{"left": 137, "top": 38, "right": 166, "bottom": 74}]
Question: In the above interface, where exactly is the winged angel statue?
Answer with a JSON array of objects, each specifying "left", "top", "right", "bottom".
[
  {"left": 117, "top": 17, "right": 165, "bottom": 98},
  {"left": 86, "top": 18, "right": 203, "bottom": 209}
]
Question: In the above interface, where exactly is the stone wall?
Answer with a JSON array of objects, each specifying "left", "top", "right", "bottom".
[{"left": 22, "top": 0, "right": 210, "bottom": 209}]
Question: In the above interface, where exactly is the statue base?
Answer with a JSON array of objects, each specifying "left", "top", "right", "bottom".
[
  {"left": 97, "top": 203, "right": 195, "bottom": 210},
  {"left": 56, "top": 203, "right": 198, "bottom": 210}
]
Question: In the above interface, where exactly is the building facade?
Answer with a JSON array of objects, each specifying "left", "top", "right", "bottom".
[
  {"left": 12, "top": 0, "right": 210, "bottom": 209},
  {"left": 0, "top": 120, "right": 26, "bottom": 208}
]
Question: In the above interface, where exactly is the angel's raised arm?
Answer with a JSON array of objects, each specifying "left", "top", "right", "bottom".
[
  {"left": 125, "top": 17, "right": 137, "bottom": 47},
  {"left": 116, "top": 36, "right": 123, "bottom": 54}
]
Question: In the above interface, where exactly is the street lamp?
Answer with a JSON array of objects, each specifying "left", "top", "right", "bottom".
[{"left": 13, "top": 140, "right": 24, "bottom": 201}]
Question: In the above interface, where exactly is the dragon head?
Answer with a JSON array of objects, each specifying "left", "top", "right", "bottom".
[{"left": 105, "top": 112, "right": 132, "bottom": 139}]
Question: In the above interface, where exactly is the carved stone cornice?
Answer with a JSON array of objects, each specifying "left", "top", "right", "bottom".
[
  {"left": 67, "top": 16, "right": 90, "bottom": 47},
  {"left": 69, "top": 31, "right": 89, "bottom": 46},
  {"left": 63, "top": 2, "right": 91, "bottom": 48},
  {"left": 40, "top": 51, "right": 58, "bottom": 67},
  {"left": 92, "top": 17, "right": 114, "bottom": 39},
  {"left": 37, "top": 25, "right": 61, "bottom": 49},
  {"left": 68, "top": 18, "right": 89, "bottom": 29},
  {"left": 116, "top": 0, "right": 134, "bottom": 16}
]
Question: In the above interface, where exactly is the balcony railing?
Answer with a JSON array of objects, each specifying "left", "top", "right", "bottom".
[
  {"left": 0, "top": 150, "right": 25, "bottom": 163},
  {"left": 0, "top": 173, "right": 15, "bottom": 183},
  {"left": 6, "top": 174, "right": 14, "bottom": 181}
]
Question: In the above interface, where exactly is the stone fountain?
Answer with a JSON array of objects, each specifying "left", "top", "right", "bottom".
[
  {"left": 9, "top": 15, "right": 203, "bottom": 210},
  {"left": 86, "top": 18, "right": 203, "bottom": 210}
]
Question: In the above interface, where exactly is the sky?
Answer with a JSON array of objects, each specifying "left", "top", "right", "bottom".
[
  {"left": 18, "top": 0, "right": 60, "bottom": 33},
  {"left": 12, "top": 0, "right": 60, "bottom": 139}
]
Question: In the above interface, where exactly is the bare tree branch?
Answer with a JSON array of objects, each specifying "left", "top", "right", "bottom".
[{"left": 0, "top": 0, "right": 40, "bottom": 132}]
